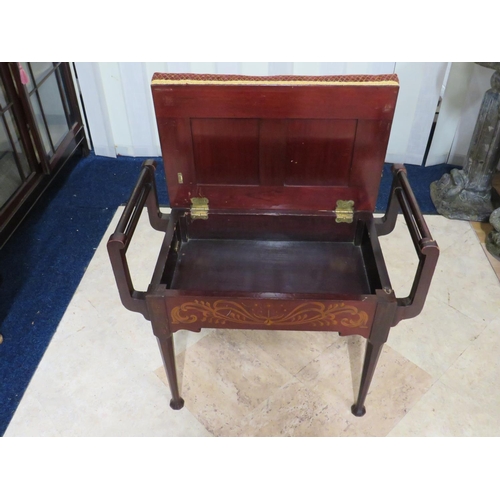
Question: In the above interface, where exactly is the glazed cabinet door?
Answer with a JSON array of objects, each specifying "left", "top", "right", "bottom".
[{"left": 0, "top": 62, "right": 88, "bottom": 247}]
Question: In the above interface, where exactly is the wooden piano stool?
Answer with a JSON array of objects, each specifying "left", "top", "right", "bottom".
[{"left": 108, "top": 73, "right": 439, "bottom": 417}]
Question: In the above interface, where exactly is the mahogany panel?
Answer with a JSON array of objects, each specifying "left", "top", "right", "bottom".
[
  {"left": 152, "top": 82, "right": 398, "bottom": 211},
  {"left": 152, "top": 85, "right": 399, "bottom": 121},
  {"left": 156, "top": 117, "right": 195, "bottom": 203},
  {"left": 183, "top": 212, "right": 360, "bottom": 242},
  {"left": 188, "top": 184, "right": 367, "bottom": 211},
  {"left": 350, "top": 120, "right": 394, "bottom": 209},
  {"left": 285, "top": 119, "right": 356, "bottom": 186},
  {"left": 165, "top": 295, "right": 376, "bottom": 338},
  {"left": 191, "top": 118, "right": 260, "bottom": 185},
  {"left": 259, "top": 119, "right": 287, "bottom": 186}
]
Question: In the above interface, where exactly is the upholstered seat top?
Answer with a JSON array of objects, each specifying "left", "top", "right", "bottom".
[{"left": 151, "top": 72, "right": 399, "bottom": 87}]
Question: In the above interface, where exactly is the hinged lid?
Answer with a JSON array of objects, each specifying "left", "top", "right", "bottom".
[{"left": 151, "top": 73, "right": 399, "bottom": 213}]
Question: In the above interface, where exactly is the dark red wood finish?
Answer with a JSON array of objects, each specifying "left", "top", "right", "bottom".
[
  {"left": 108, "top": 74, "right": 439, "bottom": 419},
  {"left": 152, "top": 78, "right": 398, "bottom": 213},
  {"left": 164, "top": 295, "right": 377, "bottom": 339},
  {"left": 169, "top": 239, "right": 372, "bottom": 295},
  {"left": 284, "top": 119, "right": 357, "bottom": 186},
  {"left": 191, "top": 118, "right": 261, "bottom": 185},
  {"left": 152, "top": 85, "right": 398, "bottom": 120}
]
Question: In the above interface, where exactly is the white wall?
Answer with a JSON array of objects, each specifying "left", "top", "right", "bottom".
[
  {"left": 385, "top": 62, "right": 448, "bottom": 165},
  {"left": 426, "top": 62, "right": 474, "bottom": 166},
  {"left": 74, "top": 62, "right": 115, "bottom": 157},
  {"left": 74, "top": 62, "right": 479, "bottom": 166}
]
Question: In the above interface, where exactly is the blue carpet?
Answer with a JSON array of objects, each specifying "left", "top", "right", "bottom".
[
  {"left": 0, "top": 154, "right": 458, "bottom": 435},
  {"left": 375, "top": 163, "right": 459, "bottom": 213}
]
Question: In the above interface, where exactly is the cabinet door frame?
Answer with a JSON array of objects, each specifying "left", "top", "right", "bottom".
[{"left": 0, "top": 62, "right": 88, "bottom": 248}]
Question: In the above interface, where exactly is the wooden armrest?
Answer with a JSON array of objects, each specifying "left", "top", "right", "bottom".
[
  {"left": 107, "top": 160, "right": 169, "bottom": 320},
  {"left": 375, "top": 164, "right": 440, "bottom": 326}
]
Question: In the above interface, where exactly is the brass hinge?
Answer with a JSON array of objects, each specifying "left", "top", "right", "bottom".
[
  {"left": 335, "top": 200, "right": 354, "bottom": 223},
  {"left": 190, "top": 197, "right": 209, "bottom": 220}
]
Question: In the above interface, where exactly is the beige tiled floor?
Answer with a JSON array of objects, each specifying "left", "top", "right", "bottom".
[{"left": 5, "top": 209, "right": 500, "bottom": 437}]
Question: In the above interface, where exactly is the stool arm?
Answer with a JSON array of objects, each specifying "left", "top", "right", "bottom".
[
  {"left": 375, "top": 164, "right": 440, "bottom": 326},
  {"left": 107, "top": 160, "right": 169, "bottom": 320}
]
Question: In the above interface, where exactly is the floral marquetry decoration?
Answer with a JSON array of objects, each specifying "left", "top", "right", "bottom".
[{"left": 170, "top": 300, "right": 369, "bottom": 328}]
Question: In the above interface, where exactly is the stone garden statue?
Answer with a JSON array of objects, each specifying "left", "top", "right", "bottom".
[
  {"left": 430, "top": 63, "right": 500, "bottom": 259},
  {"left": 430, "top": 62, "right": 500, "bottom": 222},
  {"left": 486, "top": 208, "right": 500, "bottom": 258}
]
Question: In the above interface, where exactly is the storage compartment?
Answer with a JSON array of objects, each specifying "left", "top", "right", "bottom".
[
  {"left": 171, "top": 239, "right": 373, "bottom": 294},
  {"left": 160, "top": 213, "right": 382, "bottom": 295}
]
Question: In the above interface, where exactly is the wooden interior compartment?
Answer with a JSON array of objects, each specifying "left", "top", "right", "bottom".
[{"left": 160, "top": 211, "right": 383, "bottom": 296}]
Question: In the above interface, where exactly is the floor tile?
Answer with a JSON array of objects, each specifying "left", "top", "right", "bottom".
[
  {"left": 20, "top": 313, "right": 210, "bottom": 436},
  {"left": 241, "top": 329, "right": 340, "bottom": 375},
  {"left": 423, "top": 216, "right": 471, "bottom": 253},
  {"left": 387, "top": 296, "right": 486, "bottom": 380},
  {"left": 155, "top": 329, "right": 294, "bottom": 437},
  {"left": 296, "top": 336, "right": 433, "bottom": 436},
  {"left": 439, "top": 317, "right": 500, "bottom": 411},
  {"left": 388, "top": 380, "right": 500, "bottom": 437},
  {"left": 235, "top": 377, "right": 346, "bottom": 437},
  {"left": 50, "top": 288, "right": 108, "bottom": 343},
  {"left": 428, "top": 228, "right": 500, "bottom": 324},
  {"left": 4, "top": 394, "right": 61, "bottom": 437}
]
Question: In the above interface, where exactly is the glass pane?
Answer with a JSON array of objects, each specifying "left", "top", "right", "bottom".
[
  {"left": 55, "top": 66, "right": 72, "bottom": 123},
  {"left": 0, "top": 75, "right": 9, "bottom": 108},
  {"left": 29, "top": 62, "right": 54, "bottom": 84},
  {"left": 4, "top": 110, "right": 31, "bottom": 178},
  {"left": 38, "top": 73, "right": 69, "bottom": 149},
  {"left": 0, "top": 117, "right": 23, "bottom": 207},
  {"left": 30, "top": 93, "right": 52, "bottom": 155}
]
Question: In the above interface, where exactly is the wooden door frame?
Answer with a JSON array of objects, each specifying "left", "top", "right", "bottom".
[{"left": 0, "top": 62, "right": 89, "bottom": 248}]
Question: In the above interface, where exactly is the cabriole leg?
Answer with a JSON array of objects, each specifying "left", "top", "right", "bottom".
[{"left": 351, "top": 339, "right": 384, "bottom": 417}]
